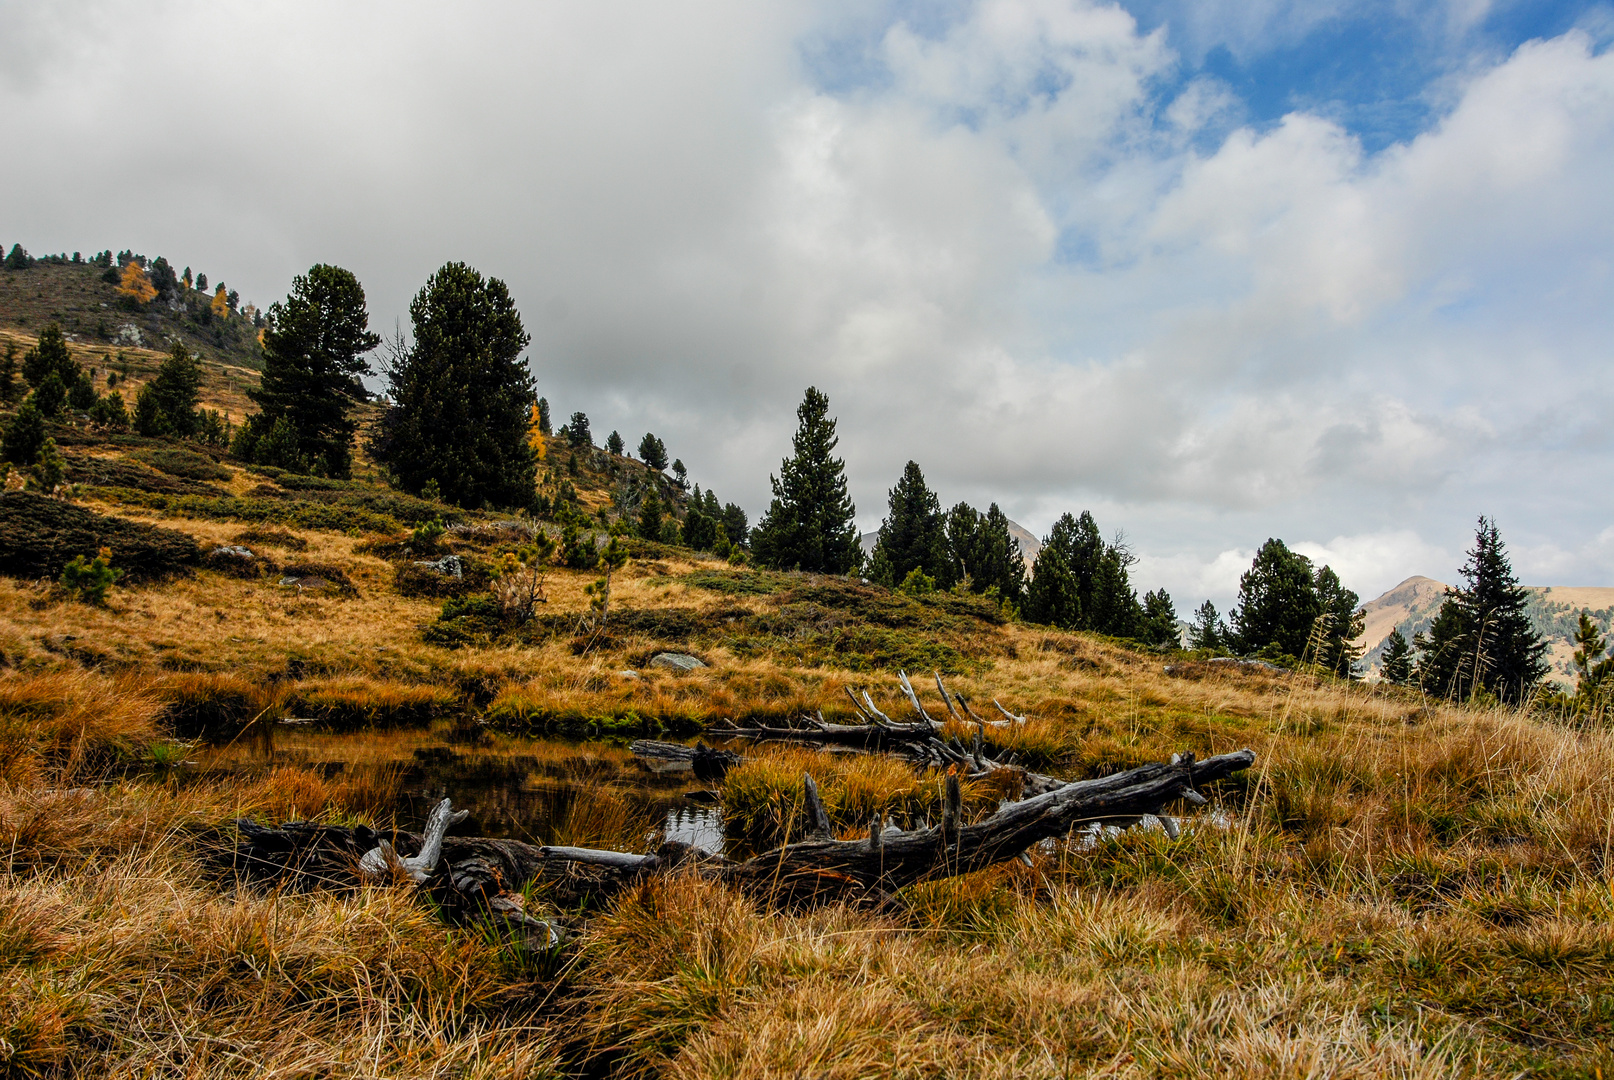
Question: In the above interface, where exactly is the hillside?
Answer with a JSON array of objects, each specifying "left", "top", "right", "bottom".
[
  {"left": 0, "top": 253, "right": 263, "bottom": 372},
  {"left": 1356, "top": 575, "right": 1614, "bottom": 685}
]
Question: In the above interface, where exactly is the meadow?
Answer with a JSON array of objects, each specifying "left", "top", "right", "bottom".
[{"left": 0, "top": 349, "right": 1609, "bottom": 1077}]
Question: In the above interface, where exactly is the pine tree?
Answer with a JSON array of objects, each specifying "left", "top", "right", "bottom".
[
  {"left": 750, "top": 387, "right": 860, "bottom": 574},
  {"left": 1229, "top": 539, "right": 1323, "bottom": 659},
  {"left": 1314, "top": 565, "right": 1364, "bottom": 677},
  {"left": 638, "top": 489, "right": 663, "bottom": 541},
  {"left": 1024, "top": 541, "right": 1080, "bottom": 629},
  {"left": 638, "top": 433, "right": 668, "bottom": 471},
  {"left": 1572, "top": 613, "right": 1612, "bottom": 703},
  {"left": 247, "top": 264, "right": 379, "bottom": 477},
  {"left": 1140, "top": 589, "right": 1179, "bottom": 647},
  {"left": 1415, "top": 517, "right": 1548, "bottom": 703},
  {"left": 1380, "top": 628, "right": 1413, "bottom": 685},
  {"left": 0, "top": 342, "right": 17, "bottom": 403},
  {"left": 721, "top": 502, "right": 748, "bottom": 548},
  {"left": 671, "top": 459, "right": 687, "bottom": 489},
  {"left": 536, "top": 397, "right": 552, "bottom": 435},
  {"left": 1187, "top": 600, "right": 1223, "bottom": 651},
  {"left": 2, "top": 398, "right": 45, "bottom": 464},
  {"left": 135, "top": 343, "right": 202, "bottom": 438},
  {"left": 606, "top": 430, "right": 624, "bottom": 455},
  {"left": 33, "top": 372, "right": 66, "bottom": 418},
  {"left": 369, "top": 263, "right": 536, "bottom": 509},
  {"left": 867, "top": 461, "right": 952, "bottom": 589},
  {"left": 22, "top": 325, "right": 79, "bottom": 390},
  {"left": 566, "top": 412, "right": 592, "bottom": 448},
  {"left": 1088, "top": 544, "right": 1142, "bottom": 637}
]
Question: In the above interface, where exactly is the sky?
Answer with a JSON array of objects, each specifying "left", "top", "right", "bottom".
[{"left": 2, "top": 0, "right": 1612, "bottom": 612}]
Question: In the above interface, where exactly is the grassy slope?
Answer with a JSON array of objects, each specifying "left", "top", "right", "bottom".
[{"left": 0, "top": 354, "right": 1610, "bottom": 1075}]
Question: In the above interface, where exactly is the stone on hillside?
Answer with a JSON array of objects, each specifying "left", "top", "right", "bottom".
[
  {"left": 414, "top": 554, "right": 464, "bottom": 579},
  {"left": 649, "top": 652, "right": 705, "bottom": 673}
]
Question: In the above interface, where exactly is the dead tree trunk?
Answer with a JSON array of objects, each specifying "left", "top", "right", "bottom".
[{"left": 229, "top": 749, "right": 1253, "bottom": 910}]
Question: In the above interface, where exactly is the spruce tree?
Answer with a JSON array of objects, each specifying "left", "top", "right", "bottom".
[
  {"left": 1188, "top": 600, "right": 1223, "bottom": 651},
  {"left": 638, "top": 489, "right": 663, "bottom": 541},
  {"left": 370, "top": 263, "right": 536, "bottom": 509},
  {"left": 750, "top": 387, "right": 860, "bottom": 574},
  {"left": 946, "top": 502, "right": 1026, "bottom": 603},
  {"left": 1024, "top": 542, "right": 1080, "bottom": 629},
  {"left": 3, "top": 398, "right": 45, "bottom": 464},
  {"left": 1140, "top": 589, "right": 1179, "bottom": 647},
  {"left": 1088, "top": 544, "right": 1142, "bottom": 637},
  {"left": 566, "top": 412, "right": 592, "bottom": 448},
  {"left": 248, "top": 264, "right": 379, "bottom": 477},
  {"left": 21, "top": 325, "right": 78, "bottom": 390},
  {"left": 1379, "top": 628, "right": 1413, "bottom": 685},
  {"left": 867, "top": 460, "right": 952, "bottom": 589},
  {"left": 33, "top": 372, "right": 67, "bottom": 418},
  {"left": 536, "top": 397, "right": 552, "bottom": 435},
  {"left": 138, "top": 343, "right": 202, "bottom": 438},
  {"left": 606, "top": 430, "right": 624, "bottom": 455},
  {"left": 1415, "top": 517, "right": 1547, "bottom": 703},
  {"left": 721, "top": 502, "right": 748, "bottom": 548}
]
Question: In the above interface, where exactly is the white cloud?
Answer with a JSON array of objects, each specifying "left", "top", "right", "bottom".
[{"left": 2, "top": 1, "right": 1612, "bottom": 608}]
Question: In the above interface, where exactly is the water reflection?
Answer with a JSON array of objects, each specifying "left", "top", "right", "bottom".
[{"left": 663, "top": 805, "right": 725, "bottom": 854}]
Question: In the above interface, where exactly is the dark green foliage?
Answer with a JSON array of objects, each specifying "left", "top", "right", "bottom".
[
  {"left": 722, "top": 502, "right": 748, "bottom": 548},
  {"left": 750, "top": 388, "right": 860, "bottom": 575},
  {"left": 1415, "top": 518, "right": 1547, "bottom": 704},
  {"left": 952, "top": 503, "right": 1034, "bottom": 606},
  {"left": 0, "top": 491, "right": 200, "bottom": 581},
  {"left": 0, "top": 343, "right": 17, "bottom": 402},
  {"left": 561, "top": 521, "right": 598, "bottom": 569},
  {"left": 4, "top": 244, "right": 34, "bottom": 270},
  {"left": 1023, "top": 539, "right": 1080, "bottom": 629},
  {"left": 606, "top": 430, "right": 624, "bottom": 455},
  {"left": 235, "top": 414, "right": 308, "bottom": 472},
  {"left": 3, "top": 399, "right": 45, "bottom": 465},
  {"left": 86, "top": 488, "right": 406, "bottom": 535},
  {"left": 148, "top": 257, "right": 179, "bottom": 300},
  {"left": 63, "top": 455, "right": 217, "bottom": 496},
  {"left": 60, "top": 547, "right": 123, "bottom": 604},
  {"left": 31, "top": 438, "right": 65, "bottom": 494},
  {"left": 1380, "top": 628, "right": 1413, "bottom": 685},
  {"left": 33, "top": 372, "right": 66, "bottom": 417},
  {"left": 868, "top": 460, "right": 953, "bottom": 589},
  {"left": 135, "top": 343, "right": 203, "bottom": 439},
  {"left": 637, "top": 489, "right": 663, "bottom": 541},
  {"left": 1087, "top": 544, "right": 1141, "bottom": 638},
  {"left": 1022, "top": 510, "right": 1141, "bottom": 635},
  {"left": 247, "top": 264, "right": 380, "bottom": 477},
  {"left": 371, "top": 263, "right": 536, "bottom": 509},
  {"left": 536, "top": 397, "right": 551, "bottom": 435},
  {"left": 134, "top": 447, "right": 230, "bottom": 481},
  {"left": 1572, "top": 613, "right": 1612, "bottom": 702},
  {"left": 671, "top": 459, "right": 686, "bottom": 489},
  {"left": 1188, "top": 600, "right": 1225, "bottom": 651},
  {"left": 637, "top": 432, "right": 667, "bottom": 471},
  {"left": 394, "top": 557, "right": 492, "bottom": 599},
  {"left": 1228, "top": 539, "right": 1362, "bottom": 675},
  {"left": 679, "top": 569, "right": 789, "bottom": 595},
  {"left": 1139, "top": 589, "right": 1179, "bottom": 647},
  {"left": 680, "top": 506, "right": 718, "bottom": 551},
  {"left": 22, "top": 325, "right": 78, "bottom": 389},
  {"left": 68, "top": 373, "right": 97, "bottom": 411},
  {"left": 566, "top": 412, "right": 592, "bottom": 448}
]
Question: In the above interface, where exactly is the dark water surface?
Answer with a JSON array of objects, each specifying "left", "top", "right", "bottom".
[{"left": 209, "top": 727, "right": 736, "bottom": 856}]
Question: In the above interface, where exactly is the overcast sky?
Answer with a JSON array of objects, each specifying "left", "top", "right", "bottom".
[{"left": 3, "top": 0, "right": 1612, "bottom": 610}]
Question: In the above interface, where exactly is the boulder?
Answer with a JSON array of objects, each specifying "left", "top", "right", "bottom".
[
  {"left": 413, "top": 554, "right": 464, "bottom": 579},
  {"left": 649, "top": 651, "right": 706, "bottom": 673}
]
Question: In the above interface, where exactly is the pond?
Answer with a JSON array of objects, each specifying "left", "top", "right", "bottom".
[{"left": 199, "top": 724, "right": 738, "bottom": 857}]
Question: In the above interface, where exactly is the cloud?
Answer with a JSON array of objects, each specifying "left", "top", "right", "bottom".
[{"left": 2, "top": 1, "right": 1612, "bottom": 608}]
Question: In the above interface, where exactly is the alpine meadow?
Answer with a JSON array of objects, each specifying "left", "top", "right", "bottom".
[{"left": 3, "top": 3, "right": 1614, "bottom": 1078}]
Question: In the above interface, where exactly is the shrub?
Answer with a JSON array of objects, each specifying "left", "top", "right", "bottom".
[
  {"left": 60, "top": 546, "right": 123, "bottom": 604},
  {"left": 1, "top": 399, "right": 44, "bottom": 465},
  {"left": 29, "top": 438, "right": 64, "bottom": 495},
  {"left": 88, "top": 489, "right": 403, "bottom": 535},
  {"left": 65, "top": 455, "right": 218, "bottom": 496},
  {"left": 133, "top": 447, "right": 231, "bottom": 481},
  {"left": 87, "top": 390, "right": 129, "bottom": 430},
  {"left": 0, "top": 492, "right": 200, "bottom": 581}
]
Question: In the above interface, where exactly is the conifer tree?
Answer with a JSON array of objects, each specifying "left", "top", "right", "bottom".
[
  {"left": 1229, "top": 539, "right": 1324, "bottom": 659},
  {"left": 536, "top": 397, "right": 552, "bottom": 435},
  {"left": 1088, "top": 543, "right": 1142, "bottom": 637},
  {"left": 638, "top": 489, "right": 663, "bottom": 541},
  {"left": 1314, "top": 565, "right": 1365, "bottom": 677},
  {"left": 134, "top": 343, "right": 202, "bottom": 439},
  {"left": 867, "top": 460, "right": 952, "bottom": 589},
  {"left": 947, "top": 502, "right": 1026, "bottom": 603},
  {"left": 1188, "top": 600, "right": 1224, "bottom": 650},
  {"left": 1572, "top": 613, "right": 1612, "bottom": 702},
  {"left": 21, "top": 325, "right": 79, "bottom": 390},
  {"left": 1379, "top": 628, "right": 1413, "bottom": 685},
  {"left": 0, "top": 342, "right": 17, "bottom": 403},
  {"left": 750, "top": 387, "right": 860, "bottom": 574},
  {"left": 721, "top": 502, "right": 748, "bottom": 548},
  {"left": 33, "top": 372, "right": 67, "bottom": 418},
  {"left": 117, "top": 262, "right": 155, "bottom": 305},
  {"left": 3, "top": 398, "right": 44, "bottom": 464},
  {"left": 638, "top": 433, "right": 668, "bottom": 471},
  {"left": 606, "top": 430, "right": 624, "bottom": 455},
  {"left": 1415, "top": 517, "right": 1547, "bottom": 703},
  {"left": 566, "top": 412, "right": 592, "bottom": 448},
  {"left": 245, "top": 264, "right": 379, "bottom": 477},
  {"left": 1024, "top": 541, "right": 1080, "bottom": 629},
  {"left": 1140, "top": 589, "right": 1179, "bottom": 647},
  {"left": 369, "top": 262, "right": 536, "bottom": 508}
]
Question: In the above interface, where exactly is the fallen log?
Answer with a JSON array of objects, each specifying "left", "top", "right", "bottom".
[
  {"left": 628, "top": 739, "right": 742, "bottom": 781},
  {"left": 230, "top": 748, "right": 1254, "bottom": 910}
]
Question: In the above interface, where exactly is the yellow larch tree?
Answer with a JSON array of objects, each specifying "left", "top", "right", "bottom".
[{"left": 117, "top": 263, "right": 156, "bottom": 305}]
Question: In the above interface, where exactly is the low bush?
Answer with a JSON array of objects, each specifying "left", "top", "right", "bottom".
[
  {"left": 132, "top": 446, "right": 230, "bottom": 481},
  {"left": 87, "top": 488, "right": 403, "bottom": 534},
  {"left": 280, "top": 561, "right": 357, "bottom": 597},
  {"left": 681, "top": 568, "right": 790, "bottom": 595},
  {"left": 394, "top": 557, "right": 492, "bottom": 598},
  {"left": 63, "top": 454, "right": 221, "bottom": 496},
  {"left": 0, "top": 491, "right": 200, "bottom": 581},
  {"left": 230, "top": 525, "right": 307, "bottom": 551}
]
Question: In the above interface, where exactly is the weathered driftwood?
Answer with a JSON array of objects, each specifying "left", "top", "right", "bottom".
[
  {"left": 230, "top": 748, "right": 1254, "bottom": 910},
  {"left": 628, "top": 739, "right": 743, "bottom": 781}
]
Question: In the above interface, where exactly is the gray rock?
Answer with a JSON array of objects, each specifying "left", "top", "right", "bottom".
[
  {"left": 208, "top": 545, "right": 255, "bottom": 560},
  {"left": 618, "top": 670, "right": 642, "bottom": 680},
  {"left": 413, "top": 554, "right": 464, "bottom": 578},
  {"left": 649, "top": 652, "right": 706, "bottom": 673}
]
